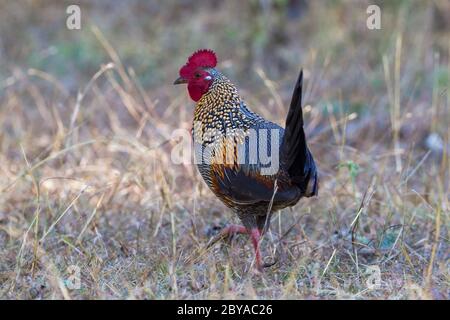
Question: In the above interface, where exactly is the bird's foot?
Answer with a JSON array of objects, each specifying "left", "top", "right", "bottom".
[
  {"left": 253, "top": 259, "right": 278, "bottom": 274},
  {"left": 249, "top": 228, "right": 278, "bottom": 272},
  {"left": 206, "top": 224, "right": 247, "bottom": 249},
  {"left": 262, "top": 257, "right": 278, "bottom": 269}
]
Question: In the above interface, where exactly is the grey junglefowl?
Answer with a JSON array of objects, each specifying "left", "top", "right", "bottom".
[{"left": 174, "top": 49, "right": 318, "bottom": 271}]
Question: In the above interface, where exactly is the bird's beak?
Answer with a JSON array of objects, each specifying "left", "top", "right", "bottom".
[{"left": 173, "top": 77, "right": 188, "bottom": 85}]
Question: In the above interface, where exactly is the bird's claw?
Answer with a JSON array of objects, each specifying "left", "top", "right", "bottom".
[
  {"left": 206, "top": 224, "right": 247, "bottom": 249},
  {"left": 262, "top": 258, "right": 278, "bottom": 269},
  {"left": 254, "top": 257, "right": 278, "bottom": 272},
  {"left": 206, "top": 233, "right": 226, "bottom": 249}
]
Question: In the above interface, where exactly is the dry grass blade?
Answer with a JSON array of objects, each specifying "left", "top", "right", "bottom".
[
  {"left": 68, "top": 63, "right": 115, "bottom": 134},
  {"left": 40, "top": 185, "right": 89, "bottom": 243},
  {"left": 76, "top": 192, "right": 105, "bottom": 244}
]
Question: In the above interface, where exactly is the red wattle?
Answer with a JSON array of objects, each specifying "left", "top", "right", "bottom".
[{"left": 188, "top": 84, "right": 203, "bottom": 102}]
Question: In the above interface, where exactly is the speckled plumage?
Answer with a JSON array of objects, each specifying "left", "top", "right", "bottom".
[{"left": 192, "top": 68, "right": 318, "bottom": 233}]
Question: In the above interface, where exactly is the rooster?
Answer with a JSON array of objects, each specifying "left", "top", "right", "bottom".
[{"left": 174, "top": 49, "right": 318, "bottom": 271}]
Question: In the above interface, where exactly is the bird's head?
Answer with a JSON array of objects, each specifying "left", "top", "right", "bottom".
[{"left": 174, "top": 49, "right": 218, "bottom": 102}]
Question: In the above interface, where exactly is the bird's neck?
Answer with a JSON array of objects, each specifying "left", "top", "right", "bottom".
[{"left": 193, "top": 77, "right": 242, "bottom": 125}]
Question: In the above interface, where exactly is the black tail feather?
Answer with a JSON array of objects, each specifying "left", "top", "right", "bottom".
[{"left": 281, "top": 69, "right": 318, "bottom": 196}]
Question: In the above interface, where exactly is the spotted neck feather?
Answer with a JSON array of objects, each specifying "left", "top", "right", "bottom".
[{"left": 193, "top": 70, "right": 264, "bottom": 138}]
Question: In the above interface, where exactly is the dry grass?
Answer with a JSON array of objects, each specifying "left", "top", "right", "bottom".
[{"left": 0, "top": 1, "right": 448, "bottom": 299}]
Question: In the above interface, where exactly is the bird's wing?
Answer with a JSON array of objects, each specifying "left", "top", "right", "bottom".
[
  {"left": 205, "top": 106, "right": 300, "bottom": 206},
  {"left": 210, "top": 163, "right": 300, "bottom": 206}
]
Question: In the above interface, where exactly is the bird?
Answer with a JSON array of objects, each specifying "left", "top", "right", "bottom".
[{"left": 174, "top": 49, "right": 318, "bottom": 271}]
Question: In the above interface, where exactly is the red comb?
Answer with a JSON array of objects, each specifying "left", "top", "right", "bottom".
[{"left": 180, "top": 49, "right": 217, "bottom": 78}]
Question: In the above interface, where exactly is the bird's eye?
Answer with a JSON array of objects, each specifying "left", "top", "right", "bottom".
[{"left": 195, "top": 73, "right": 201, "bottom": 78}]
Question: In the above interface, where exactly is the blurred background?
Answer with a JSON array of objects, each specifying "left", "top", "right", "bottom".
[{"left": 0, "top": 0, "right": 448, "bottom": 299}]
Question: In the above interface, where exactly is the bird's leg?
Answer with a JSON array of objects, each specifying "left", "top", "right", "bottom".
[
  {"left": 250, "top": 228, "right": 278, "bottom": 271},
  {"left": 207, "top": 224, "right": 247, "bottom": 248},
  {"left": 207, "top": 225, "right": 276, "bottom": 271},
  {"left": 249, "top": 228, "right": 263, "bottom": 272}
]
